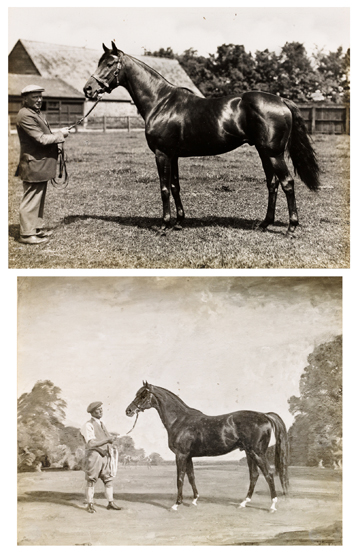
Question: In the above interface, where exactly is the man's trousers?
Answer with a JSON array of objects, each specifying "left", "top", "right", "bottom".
[{"left": 20, "top": 181, "right": 47, "bottom": 236}]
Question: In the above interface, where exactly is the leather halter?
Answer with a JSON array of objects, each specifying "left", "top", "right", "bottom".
[
  {"left": 133, "top": 389, "right": 154, "bottom": 412},
  {"left": 91, "top": 58, "right": 121, "bottom": 93}
]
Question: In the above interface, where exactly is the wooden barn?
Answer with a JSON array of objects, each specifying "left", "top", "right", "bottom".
[{"left": 8, "top": 39, "right": 203, "bottom": 128}]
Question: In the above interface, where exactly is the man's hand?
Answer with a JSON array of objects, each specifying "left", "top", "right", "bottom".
[{"left": 61, "top": 127, "right": 70, "bottom": 138}]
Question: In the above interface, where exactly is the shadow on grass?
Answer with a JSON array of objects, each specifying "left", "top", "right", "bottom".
[
  {"left": 17, "top": 489, "right": 282, "bottom": 512},
  {"left": 59, "top": 214, "right": 288, "bottom": 234},
  {"left": 18, "top": 490, "right": 176, "bottom": 511}
]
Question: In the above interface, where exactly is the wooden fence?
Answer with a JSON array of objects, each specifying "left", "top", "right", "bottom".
[
  {"left": 297, "top": 104, "right": 349, "bottom": 135},
  {"left": 81, "top": 104, "right": 349, "bottom": 135},
  {"left": 9, "top": 104, "right": 350, "bottom": 135}
]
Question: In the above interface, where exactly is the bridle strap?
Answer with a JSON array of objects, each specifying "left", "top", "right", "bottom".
[
  {"left": 132, "top": 390, "right": 154, "bottom": 412},
  {"left": 91, "top": 59, "right": 121, "bottom": 93}
]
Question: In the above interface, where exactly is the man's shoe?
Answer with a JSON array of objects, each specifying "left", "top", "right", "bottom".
[
  {"left": 107, "top": 501, "right": 122, "bottom": 510},
  {"left": 36, "top": 229, "right": 53, "bottom": 237},
  {"left": 87, "top": 503, "right": 96, "bottom": 513},
  {"left": 19, "top": 235, "right": 49, "bottom": 245}
]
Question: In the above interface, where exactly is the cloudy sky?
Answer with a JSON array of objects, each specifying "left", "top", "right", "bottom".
[
  {"left": 17, "top": 276, "right": 341, "bottom": 461},
  {"left": 8, "top": 4, "right": 350, "bottom": 57}
]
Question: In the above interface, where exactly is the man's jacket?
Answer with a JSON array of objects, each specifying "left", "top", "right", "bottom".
[{"left": 16, "top": 107, "right": 65, "bottom": 182}]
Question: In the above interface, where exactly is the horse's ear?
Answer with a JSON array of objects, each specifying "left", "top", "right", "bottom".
[
  {"left": 143, "top": 380, "right": 148, "bottom": 388},
  {"left": 102, "top": 43, "right": 110, "bottom": 53},
  {"left": 111, "top": 41, "right": 118, "bottom": 55}
]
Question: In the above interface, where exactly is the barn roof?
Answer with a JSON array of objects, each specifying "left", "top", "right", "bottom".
[
  {"left": 8, "top": 73, "right": 84, "bottom": 99},
  {"left": 9, "top": 39, "right": 203, "bottom": 101}
]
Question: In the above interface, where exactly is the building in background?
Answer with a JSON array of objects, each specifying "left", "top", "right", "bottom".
[{"left": 8, "top": 39, "right": 202, "bottom": 129}]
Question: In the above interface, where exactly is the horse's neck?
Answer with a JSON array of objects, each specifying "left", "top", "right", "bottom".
[
  {"left": 123, "top": 56, "right": 172, "bottom": 119},
  {"left": 153, "top": 389, "right": 191, "bottom": 430}
]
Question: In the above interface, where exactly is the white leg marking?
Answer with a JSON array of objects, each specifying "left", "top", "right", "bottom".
[
  {"left": 171, "top": 503, "right": 179, "bottom": 511},
  {"left": 239, "top": 497, "right": 251, "bottom": 508},
  {"left": 192, "top": 495, "right": 199, "bottom": 506},
  {"left": 269, "top": 497, "right": 278, "bottom": 513}
]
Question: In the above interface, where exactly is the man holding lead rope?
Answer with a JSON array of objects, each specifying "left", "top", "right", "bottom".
[{"left": 15, "top": 84, "right": 70, "bottom": 244}]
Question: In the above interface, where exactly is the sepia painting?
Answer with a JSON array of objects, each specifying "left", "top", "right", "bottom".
[{"left": 17, "top": 276, "right": 342, "bottom": 546}]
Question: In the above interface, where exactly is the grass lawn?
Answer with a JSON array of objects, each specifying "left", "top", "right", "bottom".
[
  {"left": 17, "top": 463, "right": 342, "bottom": 546},
  {"left": 8, "top": 131, "right": 350, "bottom": 269}
]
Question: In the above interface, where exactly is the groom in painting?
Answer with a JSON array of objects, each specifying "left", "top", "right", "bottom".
[{"left": 80, "top": 402, "right": 121, "bottom": 513}]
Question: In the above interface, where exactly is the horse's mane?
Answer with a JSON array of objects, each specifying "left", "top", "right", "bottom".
[{"left": 150, "top": 384, "right": 203, "bottom": 415}]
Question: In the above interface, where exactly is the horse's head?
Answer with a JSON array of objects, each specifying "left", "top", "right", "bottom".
[
  {"left": 84, "top": 41, "right": 124, "bottom": 99},
  {"left": 125, "top": 381, "right": 155, "bottom": 417}
]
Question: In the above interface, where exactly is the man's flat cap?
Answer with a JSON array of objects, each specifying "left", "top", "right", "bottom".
[
  {"left": 87, "top": 401, "right": 103, "bottom": 413},
  {"left": 21, "top": 84, "right": 45, "bottom": 95}
]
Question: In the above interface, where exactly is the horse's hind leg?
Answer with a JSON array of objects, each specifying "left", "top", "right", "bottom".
[
  {"left": 270, "top": 153, "right": 298, "bottom": 234},
  {"left": 240, "top": 453, "right": 259, "bottom": 508},
  {"left": 155, "top": 150, "right": 172, "bottom": 228},
  {"left": 257, "top": 150, "right": 279, "bottom": 230},
  {"left": 186, "top": 457, "right": 199, "bottom": 505},
  {"left": 252, "top": 452, "right": 278, "bottom": 512},
  {"left": 171, "top": 158, "right": 185, "bottom": 227}
]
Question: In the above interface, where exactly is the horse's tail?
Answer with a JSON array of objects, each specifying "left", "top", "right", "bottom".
[
  {"left": 266, "top": 412, "right": 289, "bottom": 495},
  {"left": 283, "top": 98, "right": 320, "bottom": 191}
]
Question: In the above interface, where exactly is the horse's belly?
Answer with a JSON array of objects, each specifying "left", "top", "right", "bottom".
[{"left": 177, "top": 135, "right": 245, "bottom": 157}]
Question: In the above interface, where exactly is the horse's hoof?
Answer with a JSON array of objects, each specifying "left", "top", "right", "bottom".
[
  {"left": 171, "top": 504, "right": 178, "bottom": 511},
  {"left": 257, "top": 220, "right": 271, "bottom": 231},
  {"left": 173, "top": 224, "right": 183, "bottom": 231},
  {"left": 286, "top": 227, "right": 297, "bottom": 237},
  {"left": 269, "top": 508, "right": 277, "bottom": 513}
]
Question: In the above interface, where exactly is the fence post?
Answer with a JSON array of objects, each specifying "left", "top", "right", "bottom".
[
  {"left": 345, "top": 105, "right": 350, "bottom": 135},
  {"left": 103, "top": 115, "right": 107, "bottom": 133},
  {"left": 127, "top": 116, "right": 131, "bottom": 132},
  {"left": 311, "top": 106, "right": 316, "bottom": 134}
]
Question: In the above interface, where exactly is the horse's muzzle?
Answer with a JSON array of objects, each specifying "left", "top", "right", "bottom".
[
  {"left": 125, "top": 406, "right": 137, "bottom": 417},
  {"left": 83, "top": 77, "right": 104, "bottom": 99}
]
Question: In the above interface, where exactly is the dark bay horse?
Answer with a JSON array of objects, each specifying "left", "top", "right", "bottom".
[
  {"left": 84, "top": 42, "right": 320, "bottom": 234},
  {"left": 126, "top": 382, "right": 289, "bottom": 512}
]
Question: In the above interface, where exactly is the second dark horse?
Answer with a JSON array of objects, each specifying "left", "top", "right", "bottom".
[
  {"left": 126, "top": 382, "right": 289, "bottom": 512},
  {"left": 84, "top": 42, "right": 320, "bottom": 233}
]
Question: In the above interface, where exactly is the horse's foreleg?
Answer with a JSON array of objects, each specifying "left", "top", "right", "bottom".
[
  {"left": 170, "top": 158, "right": 185, "bottom": 227},
  {"left": 240, "top": 453, "right": 259, "bottom": 508},
  {"left": 172, "top": 454, "right": 187, "bottom": 510},
  {"left": 155, "top": 151, "right": 172, "bottom": 227},
  {"left": 270, "top": 154, "right": 298, "bottom": 234},
  {"left": 186, "top": 457, "right": 199, "bottom": 506},
  {"left": 257, "top": 150, "right": 278, "bottom": 230}
]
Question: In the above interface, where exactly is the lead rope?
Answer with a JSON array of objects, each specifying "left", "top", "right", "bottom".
[
  {"left": 126, "top": 412, "right": 139, "bottom": 435},
  {"left": 51, "top": 97, "right": 102, "bottom": 189}
]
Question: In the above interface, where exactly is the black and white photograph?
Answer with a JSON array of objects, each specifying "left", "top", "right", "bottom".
[{"left": 8, "top": 5, "right": 350, "bottom": 269}]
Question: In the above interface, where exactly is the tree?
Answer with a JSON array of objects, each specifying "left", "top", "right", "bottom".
[
  {"left": 288, "top": 335, "right": 342, "bottom": 467},
  {"left": 254, "top": 49, "right": 280, "bottom": 94},
  {"left": 148, "top": 452, "right": 164, "bottom": 465},
  {"left": 17, "top": 380, "right": 67, "bottom": 471},
  {"left": 312, "top": 46, "right": 348, "bottom": 103},
  {"left": 144, "top": 47, "right": 175, "bottom": 59},
  {"left": 275, "top": 42, "right": 317, "bottom": 101},
  {"left": 209, "top": 44, "right": 256, "bottom": 96},
  {"left": 177, "top": 48, "right": 214, "bottom": 96}
]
